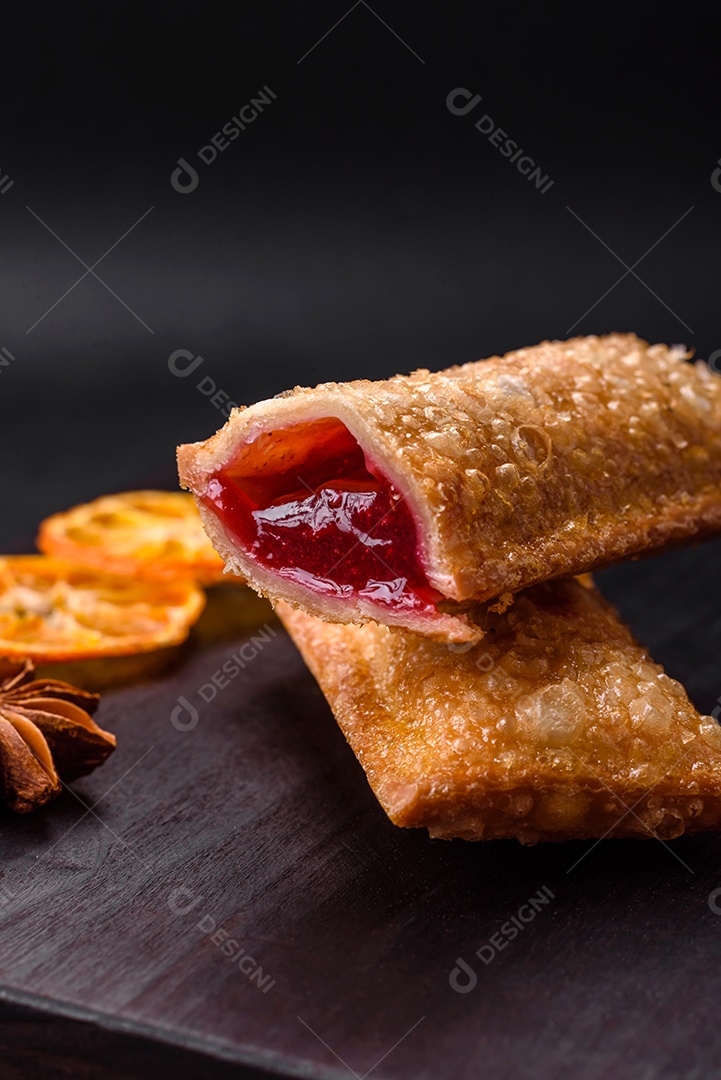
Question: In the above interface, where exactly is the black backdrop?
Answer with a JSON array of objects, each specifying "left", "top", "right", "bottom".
[
  {"left": 2, "top": 1, "right": 720, "bottom": 546},
  {"left": 5, "top": 8, "right": 721, "bottom": 1076}
]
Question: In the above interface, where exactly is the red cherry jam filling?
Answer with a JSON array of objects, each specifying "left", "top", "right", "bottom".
[{"left": 202, "top": 418, "right": 442, "bottom": 616}]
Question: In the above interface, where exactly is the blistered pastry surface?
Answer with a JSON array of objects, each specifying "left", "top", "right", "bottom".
[
  {"left": 179, "top": 335, "right": 721, "bottom": 621},
  {"left": 336, "top": 334, "right": 721, "bottom": 599},
  {"left": 277, "top": 579, "right": 721, "bottom": 843}
]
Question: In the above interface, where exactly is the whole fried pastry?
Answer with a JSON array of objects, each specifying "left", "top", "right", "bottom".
[
  {"left": 178, "top": 334, "right": 721, "bottom": 642},
  {"left": 277, "top": 578, "right": 721, "bottom": 844}
]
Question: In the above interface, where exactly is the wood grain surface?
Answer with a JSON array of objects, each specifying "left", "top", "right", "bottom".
[{"left": 1, "top": 536, "right": 721, "bottom": 1080}]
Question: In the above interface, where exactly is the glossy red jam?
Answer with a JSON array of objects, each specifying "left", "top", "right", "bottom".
[{"left": 202, "top": 422, "right": 442, "bottom": 617}]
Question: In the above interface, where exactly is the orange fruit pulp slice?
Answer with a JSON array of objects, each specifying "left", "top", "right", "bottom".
[
  {"left": 37, "top": 491, "right": 231, "bottom": 585},
  {"left": 0, "top": 556, "right": 205, "bottom": 662}
]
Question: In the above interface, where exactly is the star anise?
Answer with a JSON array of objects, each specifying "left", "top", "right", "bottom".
[{"left": 0, "top": 658, "right": 116, "bottom": 813}]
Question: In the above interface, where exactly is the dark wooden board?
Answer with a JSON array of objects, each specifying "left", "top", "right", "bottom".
[{"left": 2, "top": 537, "right": 721, "bottom": 1080}]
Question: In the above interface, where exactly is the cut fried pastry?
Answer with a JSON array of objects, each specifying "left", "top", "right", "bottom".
[
  {"left": 179, "top": 334, "right": 721, "bottom": 642},
  {"left": 277, "top": 578, "right": 721, "bottom": 843}
]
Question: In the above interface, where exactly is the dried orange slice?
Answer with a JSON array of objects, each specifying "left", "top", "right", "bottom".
[
  {"left": 0, "top": 556, "right": 205, "bottom": 662},
  {"left": 37, "top": 491, "right": 229, "bottom": 584}
]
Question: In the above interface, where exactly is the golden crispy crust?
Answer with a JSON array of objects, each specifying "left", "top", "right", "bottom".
[
  {"left": 277, "top": 579, "right": 721, "bottom": 843},
  {"left": 178, "top": 334, "right": 721, "bottom": 638}
]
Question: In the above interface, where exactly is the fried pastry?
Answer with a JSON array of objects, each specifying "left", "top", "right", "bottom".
[
  {"left": 178, "top": 334, "right": 721, "bottom": 642},
  {"left": 277, "top": 578, "right": 721, "bottom": 843}
]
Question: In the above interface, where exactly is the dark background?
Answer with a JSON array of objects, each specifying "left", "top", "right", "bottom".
[
  {"left": 3, "top": 0, "right": 720, "bottom": 547},
  {"left": 4, "top": 7, "right": 721, "bottom": 1078}
]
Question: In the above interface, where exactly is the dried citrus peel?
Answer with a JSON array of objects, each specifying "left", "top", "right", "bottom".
[
  {"left": 37, "top": 490, "right": 230, "bottom": 584},
  {"left": 0, "top": 556, "right": 205, "bottom": 662}
]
